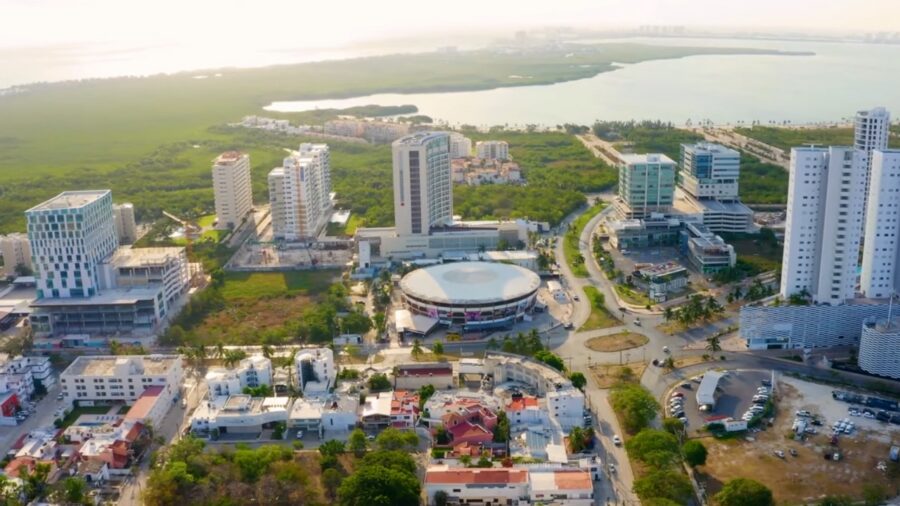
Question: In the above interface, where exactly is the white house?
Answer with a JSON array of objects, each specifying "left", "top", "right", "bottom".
[
  {"left": 206, "top": 355, "right": 273, "bottom": 398},
  {"left": 60, "top": 355, "right": 183, "bottom": 405},
  {"left": 425, "top": 466, "right": 529, "bottom": 506},
  {"left": 528, "top": 469, "right": 594, "bottom": 506},
  {"left": 295, "top": 348, "right": 335, "bottom": 394}
]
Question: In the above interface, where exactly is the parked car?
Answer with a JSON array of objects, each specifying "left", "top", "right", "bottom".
[
  {"left": 761, "top": 379, "right": 772, "bottom": 386},
  {"left": 671, "top": 392, "right": 684, "bottom": 398},
  {"left": 774, "top": 450, "right": 785, "bottom": 459},
  {"left": 789, "top": 449, "right": 798, "bottom": 457},
  {"left": 608, "top": 463, "right": 616, "bottom": 473},
  {"left": 564, "top": 322, "right": 575, "bottom": 330},
  {"left": 662, "top": 346, "right": 670, "bottom": 353},
  {"left": 796, "top": 410, "right": 812, "bottom": 418},
  {"left": 296, "top": 430, "right": 304, "bottom": 439},
  {"left": 612, "top": 435, "right": 622, "bottom": 446},
  {"left": 633, "top": 318, "right": 642, "bottom": 326},
  {"left": 56, "top": 392, "right": 65, "bottom": 401},
  {"left": 680, "top": 383, "right": 692, "bottom": 389}
]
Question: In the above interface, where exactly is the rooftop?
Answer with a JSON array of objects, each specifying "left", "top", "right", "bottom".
[
  {"left": 125, "top": 386, "right": 165, "bottom": 421},
  {"left": 506, "top": 396, "right": 539, "bottom": 412},
  {"left": 396, "top": 363, "right": 453, "bottom": 377},
  {"left": 27, "top": 190, "right": 110, "bottom": 213},
  {"left": 425, "top": 466, "right": 528, "bottom": 485},
  {"left": 213, "top": 151, "right": 246, "bottom": 165},
  {"left": 30, "top": 286, "right": 163, "bottom": 307},
  {"left": 400, "top": 261, "right": 540, "bottom": 305},
  {"left": 107, "top": 246, "right": 185, "bottom": 268},
  {"left": 63, "top": 355, "right": 180, "bottom": 377},
  {"left": 619, "top": 153, "right": 676, "bottom": 166},
  {"left": 393, "top": 131, "right": 448, "bottom": 147},
  {"left": 362, "top": 391, "right": 393, "bottom": 418},
  {"left": 682, "top": 142, "right": 739, "bottom": 157},
  {"left": 530, "top": 469, "right": 593, "bottom": 491}
]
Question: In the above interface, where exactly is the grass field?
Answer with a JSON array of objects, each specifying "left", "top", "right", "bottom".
[
  {"left": 580, "top": 286, "right": 621, "bottom": 331},
  {"left": 736, "top": 126, "right": 900, "bottom": 152},
  {"left": 725, "top": 235, "right": 783, "bottom": 273},
  {"left": 220, "top": 271, "right": 339, "bottom": 301},
  {"left": 585, "top": 331, "right": 648, "bottom": 352},
  {"left": 564, "top": 203, "right": 606, "bottom": 278},
  {"left": 59, "top": 405, "right": 113, "bottom": 428},
  {"left": 589, "top": 362, "right": 648, "bottom": 389}
]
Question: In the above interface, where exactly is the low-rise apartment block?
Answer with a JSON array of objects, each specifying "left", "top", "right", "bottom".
[
  {"left": 0, "top": 234, "right": 32, "bottom": 277},
  {"left": 60, "top": 355, "right": 183, "bottom": 405},
  {"left": 295, "top": 347, "right": 334, "bottom": 394},
  {"left": 206, "top": 355, "right": 273, "bottom": 398}
]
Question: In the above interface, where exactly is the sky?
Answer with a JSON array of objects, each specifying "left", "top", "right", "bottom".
[{"left": 4, "top": 0, "right": 900, "bottom": 50}]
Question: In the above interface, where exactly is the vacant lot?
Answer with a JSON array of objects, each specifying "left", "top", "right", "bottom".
[
  {"left": 697, "top": 377, "right": 900, "bottom": 504},
  {"left": 580, "top": 286, "right": 620, "bottom": 331},
  {"left": 220, "top": 271, "right": 338, "bottom": 301},
  {"left": 585, "top": 331, "right": 647, "bottom": 352},
  {"left": 590, "top": 362, "right": 647, "bottom": 389}
]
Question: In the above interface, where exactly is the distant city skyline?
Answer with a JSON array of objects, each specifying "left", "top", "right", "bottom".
[{"left": 5, "top": 0, "right": 900, "bottom": 52}]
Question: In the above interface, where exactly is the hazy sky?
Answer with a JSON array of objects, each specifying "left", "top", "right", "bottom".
[{"left": 5, "top": 0, "right": 900, "bottom": 50}]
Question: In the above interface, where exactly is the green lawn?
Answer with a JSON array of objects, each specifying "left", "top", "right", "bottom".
[
  {"left": 564, "top": 203, "right": 606, "bottom": 278},
  {"left": 615, "top": 284, "right": 653, "bottom": 307},
  {"left": 197, "top": 215, "right": 217, "bottom": 228},
  {"left": 734, "top": 126, "right": 855, "bottom": 152},
  {"left": 580, "top": 286, "right": 621, "bottom": 331},
  {"left": 219, "top": 270, "right": 339, "bottom": 301},
  {"left": 725, "top": 235, "right": 783, "bottom": 273}
]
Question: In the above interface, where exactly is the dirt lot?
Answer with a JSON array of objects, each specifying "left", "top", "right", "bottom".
[
  {"left": 585, "top": 331, "right": 648, "bottom": 352},
  {"left": 697, "top": 376, "right": 900, "bottom": 504},
  {"left": 590, "top": 362, "right": 647, "bottom": 389}
]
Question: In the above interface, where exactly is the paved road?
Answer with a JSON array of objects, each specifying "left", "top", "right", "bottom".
[{"left": 0, "top": 381, "right": 64, "bottom": 457}]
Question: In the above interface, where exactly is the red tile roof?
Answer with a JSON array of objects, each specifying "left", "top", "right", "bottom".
[
  {"left": 426, "top": 468, "right": 528, "bottom": 485},
  {"left": 506, "top": 396, "right": 539, "bottom": 411},
  {"left": 125, "top": 386, "right": 164, "bottom": 421},
  {"left": 554, "top": 470, "right": 593, "bottom": 490}
]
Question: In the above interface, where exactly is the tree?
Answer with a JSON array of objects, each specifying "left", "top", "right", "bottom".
[
  {"left": 319, "top": 439, "right": 346, "bottom": 457},
  {"left": 223, "top": 349, "right": 248, "bottom": 368},
  {"left": 682, "top": 440, "right": 708, "bottom": 467},
  {"left": 418, "top": 384, "right": 436, "bottom": 410},
  {"left": 367, "top": 373, "right": 391, "bottom": 392},
  {"left": 322, "top": 468, "right": 343, "bottom": 500},
  {"left": 411, "top": 339, "right": 423, "bottom": 359},
  {"left": 337, "top": 465, "right": 420, "bottom": 506},
  {"left": 432, "top": 341, "right": 444, "bottom": 357},
  {"left": 493, "top": 411, "right": 510, "bottom": 443},
  {"left": 663, "top": 307, "right": 674, "bottom": 322},
  {"left": 662, "top": 417, "right": 684, "bottom": 435},
  {"left": 643, "top": 499, "right": 682, "bottom": 506},
  {"left": 714, "top": 478, "right": 774, "bottom": 506},
  {"left": 434, "top": 490, "right": 450, "bottom": 506},
  {"left": 706, "top": 336, "right": 722, "bottom": 353},
  {"left": 610, "top": 383, "right": 659, "bottom": 433},
  {"left": 625, "top": 429, "right": 680, "bottom": 468},
  {"left": 21, "top": 462, "right": 51, "bottom": 501},
  {"left": 348, "top": 429, "right": 368, "bottom": 457},
  {"left": 533, "top": 350, "right": 565, "bottom": 372},
  {"left": 360, "top": 451, "right": 417, "bottom": 474},
  {"left": 57, "top": 476, "right": 88, "bottom": 505},
  {"left": 374, "top": 428, "right": 418, "bottom": 451},
  {"left": 862, "top": 484, "right": 887, "bottom": 506},
  {"left": 569, "top": 371, "right": 587, "bottom": 390},
  {"left": 633, "top": 469, "right": 693, "bottom": 503},
  {"left": 434, "top": 425, "right": 451, "bottom": 445},
  {"left": 663, "top": 357, "right": 675, "bottom": 370},
  {"left": 373, "top": 312, "right": 387, "bottom": 335}
]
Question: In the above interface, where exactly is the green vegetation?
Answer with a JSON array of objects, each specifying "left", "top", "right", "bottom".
[
  {"left": 533, "top": 350, "right": 566, "bottom": 372},
  {"left": 716, "top": 229, "right": 783, "bottom": 281},
  {"left": 634, "top": 469, "right": 694, "bottom": 504},
  {"left": 567, "top": 426, "right": 595, "bottom": 453},
  {"left": 569, "top": 372, "right": 587, "bottom": 390},
  {"left": 615, "top": 283, "right": 653, "bottom": 307},
  {"left": 609, "top": 382, "right": 659, "bottom": 434},
  {"left": 580, "top": 286, "right": 621, "bottom": 331},
  {"left": 713, "top": 478, "right": 774, "bottom": 506},
  {"left": 144, "top": 438, "right": 319, "bottom": 505},
  {"left": 662, "top": 294, "right": 723, "bottom": 327},
  {"left": 738, "top": 154, "right": 789, "bottom": 204},
  {"left": 455, "top": 132, "right": 616, "bottom": 225},
  {"left": 593, "top": 120, "right": 703, "bottom": 160},
  {"left": 0, "top": 44, "right": 785, "bottom": 233},
  {"left": 564, "top": 202, "right": 606, "bottom": 277},
  {"left": 219, "top": 271, "right": 337, "bottom": 300},
  {"left": 682, "top": 440, "right": 708, "bottom": 467},
  {"left": 625, "top": 429, "right": 680, "bottom": 467},
  {"left": 734, "top": 126, "right": 855, "bottom": 152},
  {"left": 367, "top": 373, "right": 391, "bottom": 392},
  {"left": 57, "top": 405, "right": 111, "bottom": 429}
]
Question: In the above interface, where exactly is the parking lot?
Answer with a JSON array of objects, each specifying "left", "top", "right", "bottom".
[{"left": 665, "top": 369, "right": 773, "bottom": 433}]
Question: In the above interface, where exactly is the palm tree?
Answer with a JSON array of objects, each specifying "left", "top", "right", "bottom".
[
  {"left": 282, "top": 350, "right": 298, "bottom": 393},
  {"left": 663, "top": 307, "right": 674, "bottom": 322},
  {"left": 223, "top": 349, "right": 247, "bottom": 368},
  {"left": 411, "top": 339, "right": 423, "bottom": 359},
  {"left": 706, "top": 336, "right": 722, "bottom": 353},
  {"left": 215, "top": 342, "right": 225, "bottom": 360},
  {"left": 261, "top": 344, "right": 273, "bottom": 360}
]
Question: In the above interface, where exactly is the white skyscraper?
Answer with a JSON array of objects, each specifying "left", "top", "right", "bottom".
[
  {"left": 393, "top": 132, "right": 452, "bottom": 236},
  {"left": 860, "top": 149, "right": 900, "bottom": 298},
  {"left": 0, "top": 233, "right": 32, "bottom": 277},
  {"left": 780, "top": 147, "right": 867, "bottom": 304},
  {"left": 212, "top": 152, "right": 253, "bottom": 230},
  {"left": 113, "top": 202, "right": 137, "bottom": 245},
  {"left": 855, "top": 107, "right": 891, "bottom": 216},
  {"left": 268, "top": 143, "right": 332, "bottom": 241},
  {"left": 449, "top": 133, "right": 472, "bottom": 158},
  {"left": 26, "top": 190, "right": 118, "bottom": 299}
]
